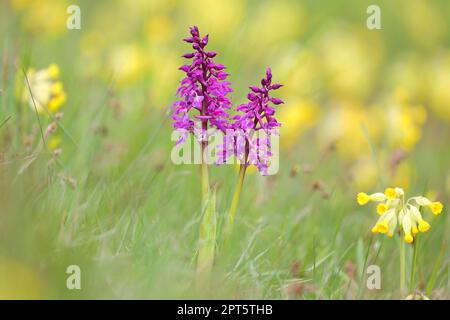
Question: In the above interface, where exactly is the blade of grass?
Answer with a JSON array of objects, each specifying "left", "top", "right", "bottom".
[
  {"left": 425, "top": 244, "right": 445, "bottom": 297},
  {"left": 361, "top": 122, "right": 385, "bottom": 187},
  {"left": 409, "top": 235, "right": 419, "bottom": 293},
  {"left": 357, "top": 235, "right": 373, "bottom": 299},
  {"left": 23, "top": 68, "right": 46, "bottom": 148},
  {"left": 22, "top": 68, "right": 66, "bottom": 171},
  {"left": 196, "top": 186, "right": 217, "bottom": 280},
  {"left": 0, "top": 115, "right": 11, "bottom": 129}
]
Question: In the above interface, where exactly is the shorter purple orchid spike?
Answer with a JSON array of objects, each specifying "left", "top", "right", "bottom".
[
  {"left": 218, "top": 68, "right": 284, "bottom": 175},
  {"left": 232, "top": 68, "right": 283, "bottom": 132}
]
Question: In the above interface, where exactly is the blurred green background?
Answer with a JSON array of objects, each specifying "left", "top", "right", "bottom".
[{"left": 0, "top": 0, "right": 449, "bottom": 299}]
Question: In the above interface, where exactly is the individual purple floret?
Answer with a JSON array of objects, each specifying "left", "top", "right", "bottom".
[
  {"left": 171, "top": 26, "right": 233, "bottom": 145},
  {"left": 219, "top": 68, "right": 283, "bottom": 175}
]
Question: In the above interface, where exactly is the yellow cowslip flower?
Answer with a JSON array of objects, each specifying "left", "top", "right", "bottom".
[
  {"left": 48, "top": 91, "right": 67, "bottom": 113},
  {"left": 430, "top": 202, "right": 444, "bottom": 215},
  {"left": 19, "top": 64, "right": 66, "bottom": 114},
  {"left": 372, "top": 208, "right": 395, "bottom": 234},
  {"left": 47, "top": 64, "right": 60, "bottom": 79},
  {"left": 377, "top": 203, "right": 388, "bottom": 215},
  {"left": 357, "top": 192, "right": 386, "bottom": 205},
  {"left": 358, "top": 187, "right": 444, "bottom": 243},
  {"left": 384, "top": 187, "right": 404, "bottom": 200},
  {"left": 412, "top": 196, "right": 444, "bottom": 215}
]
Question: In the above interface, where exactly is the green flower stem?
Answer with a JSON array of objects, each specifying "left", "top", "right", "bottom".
[
  {"left": 224, "top": 164, "right": 246, "bottom": 236},
  {"left": 196, "top": 185, "right": 217, "bottom": 279},
  {"left": 201, "top": 159, "right": 209, "bottom": 208},
  {"left": 409, "top": 235, "right": 419, "bottom": 294},
  {"left": 196, "top": 140, "right": 216, "bottom": 279},
  {"left": 400, "top": 237, "right": 406, "bottom": 296}
]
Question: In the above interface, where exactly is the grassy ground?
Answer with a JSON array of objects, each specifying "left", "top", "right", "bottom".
[{"left": 1, "top": 0, "right": 449, "bottom": 299}]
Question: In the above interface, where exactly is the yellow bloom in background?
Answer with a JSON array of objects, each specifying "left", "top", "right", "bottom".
[
  {"left": 182, "top": 0, "right": 244, "bottom": 40},
  {"left": 246, "top": 1, "right": 305, "bottom": 49},
  {"left": 386, "top": 54, "right": 427, "bottom": 102},
  {"left": 357, "top": 187, "right": 444, "bottom": 243},
  {"left": 427, "top": 52, "right": 450, "bottom": 122},
  {"left": 277, "top": 48, "right": 321, "bottom": 99},
  {"left": 317, "top": 102, "right": 379, "bottom": 160},
  {"left": 279, "top": 100, "right": 319, "bottom": 149},
  {"left": 147, "top": 48, "right": 180, "bottom": 108},
  {"left": 48, "top": 137, "right": 62, "bottom": 150},
  {"left": 11, "top": 0, "right": 68, "bottom": 37},
  {"left": 348, "top": 158, "right": 379, "bottom": 191},
  {"left": 400, "top": 0, "right": 445, "bottom": 49},
  {"left": 348, "top": 149, "right": 413, "bottom": 192},
  {"left": 379, "top": 88, "right": 427, "bottom": 151},
  {"left": 390, "top": 160, "right": 411, "bottom": 190},
  {"left": 145, "top": 15, "right": 176, "bottom": 44},
  {"left": 19, "top": 64, "right": 67, "bottom": 114},
  {"left": 0, "top": 256, "right": 43, "bottom": 299},
  {"left": 315, "top": 25, "right": 382, "bottom": 101},
  {"left": 107, "top": 44, "right": 149, "bottom": 89}
]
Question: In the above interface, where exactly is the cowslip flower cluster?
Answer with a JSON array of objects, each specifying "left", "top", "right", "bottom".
[
  {"left": 224, "top": 68, "right": 283, "bottom": 175},
  {"left": 171, "top": 26, "right": 232, "bottom": 144},
  {"left": 357, "top": 187, "right": 444, "bottom": 243},
  {"left": 20, "top": 64, "right": 67, "bottom": 114},
  {"left": 18, "top": 64, "right": 66, "bottom": 156}
]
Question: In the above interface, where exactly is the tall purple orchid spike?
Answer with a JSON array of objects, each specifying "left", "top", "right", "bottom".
[
  {"left": 171, "top": 27, "right": 234, "bottom": 277},
  {"left": 220, "top": 68, "right": 283, "bottom": 175},
  {"left": 171, "top": 26, "right": 233, "bottom": 145}
]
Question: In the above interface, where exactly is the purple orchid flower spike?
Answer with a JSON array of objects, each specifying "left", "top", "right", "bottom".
[
  {"left": 223, "top": 68, "right": 284, "bottom": 234},
  {"left": 171, "top": 26, "right": 233, "bottom": 145},
  {"left": 220, "top": 68, "right": 283, "bottom": 175},
  {"left": 171, "top": 27, "right": 235, "bottom": 277}
]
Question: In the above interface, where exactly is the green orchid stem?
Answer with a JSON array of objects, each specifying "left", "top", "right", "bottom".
[
  {"left": 410, "top": 235, "right": 419, "bottom": 294},
  {"left": 201, "top": 159, "right": 209, "bottom": 208},
  {"left": 225, "top": 164, "right": 247, "bottom": 236},
  {"left": 400, "top": 237, "right": 406, "bottom": 297},
  {"left": 196, "top": 142, "right": 216, "bottom": 281}
]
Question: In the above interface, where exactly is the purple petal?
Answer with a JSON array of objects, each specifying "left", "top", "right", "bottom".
[{"left": 270, "top": 97, "right": 284, "bottom": 105}]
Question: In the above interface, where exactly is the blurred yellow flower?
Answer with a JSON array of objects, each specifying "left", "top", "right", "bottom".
[
  {"left": 349, "top": 158, "right": 379, "bottom": 191},
  {"left": 315, "top": 25, "right": 382, "bottom": 100},
  {"left": 148, "top": 49, "right": 179, "bottom": 108},
  {"left": 401, "top": 0, "right": 445, "bottom": 49},
  {"left": 19, "top": 64, "right": 67, "bottom": 114},
  {"left": 11, "top": 0, "right": 68, "bottom": 37},
  {"left": 182, "top": 0, "right": 244, "bottom": 40},
  {"left": 0, "top": 256, "right": 43, "bottom": 299},
  {"left": 279, "top": 100, "right": 319, "bottom": 149},
  {"left": 277, "top": 48, "right": 321, "bottom": 98},
  {"left": 428, "top": 53, "right": 450, "bottom": 122},
  {"left": 108, "top": 44, "right": 148, "bottom": 88},
  {"left": 48, "top": 137, "right": 62, "bottom": 150},
  {"left": 386, "top": 54, "right": 427, "bottom": 101},
  {"left": 247, "top": 1, "right": 305, "bottom": 47},
  {"left": 317, "top": 102, "right": 378, "bottom": 159},
  {"left": 380, "top": 88, "right": 427, "bottom": 151},
  {"left": 145, "top": 15, "right": 176, "bottom": 44}
]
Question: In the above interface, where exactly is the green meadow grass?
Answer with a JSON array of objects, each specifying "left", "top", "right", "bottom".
[{"left": 1, "top": 1, "right": 449, "bottom": 300}]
